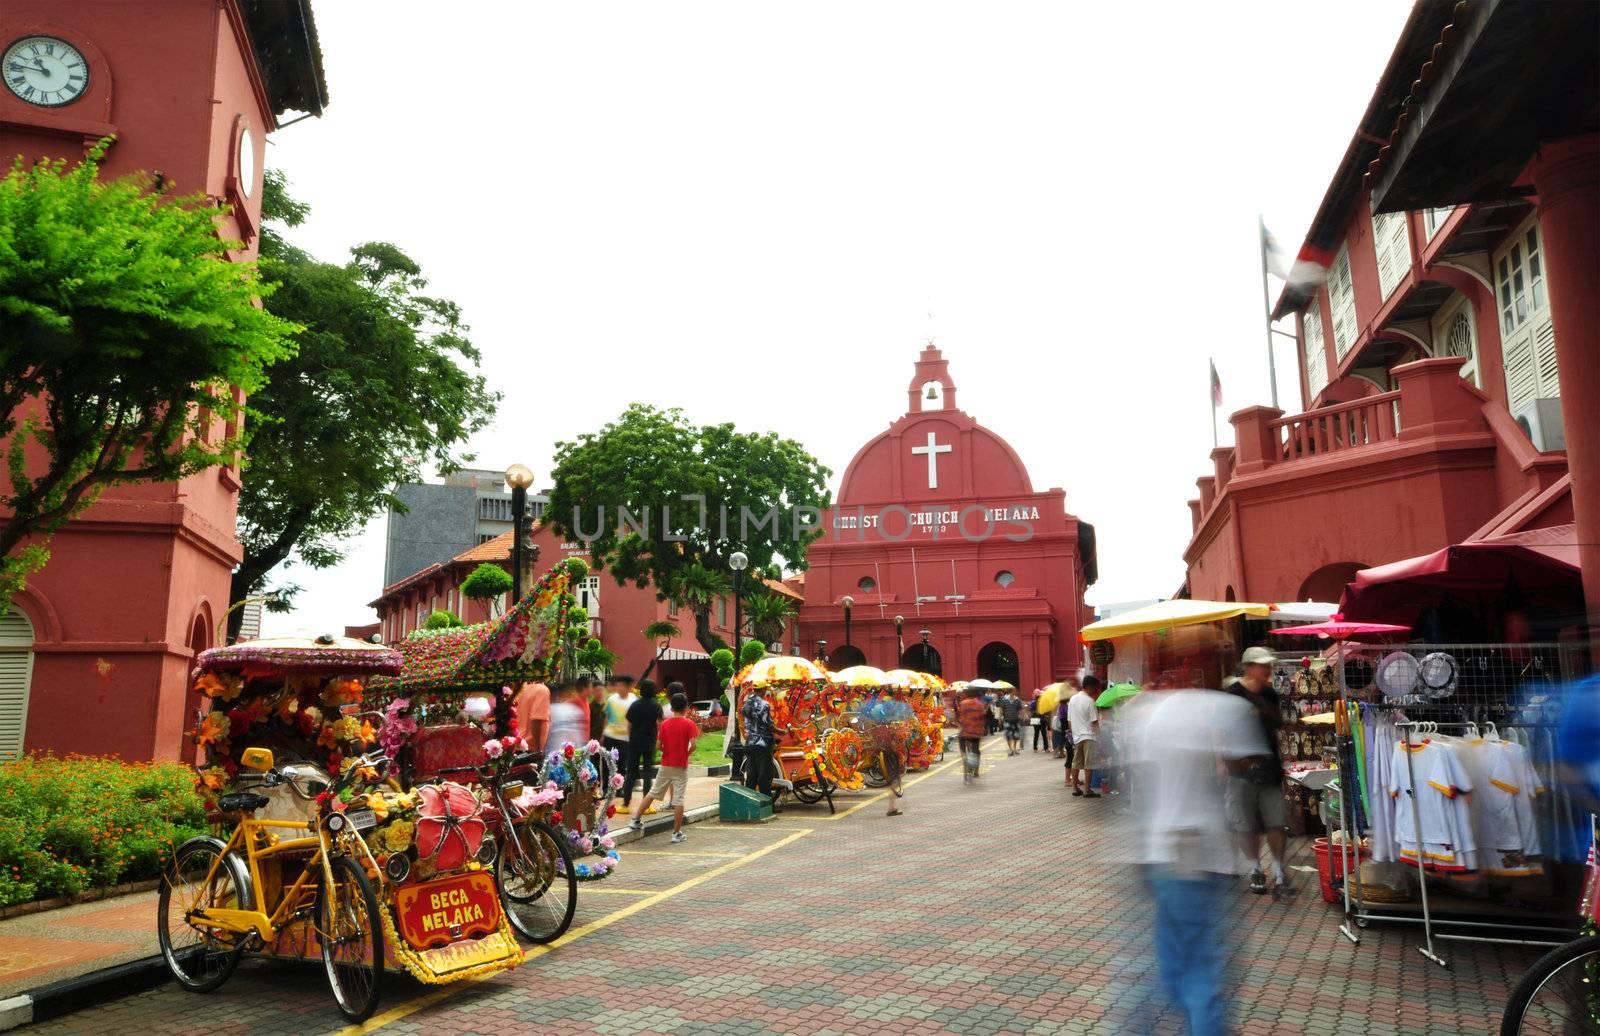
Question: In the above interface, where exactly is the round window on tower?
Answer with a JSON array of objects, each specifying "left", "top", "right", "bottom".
[
  {"left": 995, "top": 570, "right": 1015, "bottom": 588},
  {"left": 857, "top": 576, "right": 876, "bottom": 591}
]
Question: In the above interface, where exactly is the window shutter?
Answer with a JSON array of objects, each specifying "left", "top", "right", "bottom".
[
  {"left": 0, "top": 610, "right": 35, "bottom": 761},
  {"left": 1373, "top": 210, "right": 1410, "bottom": 299},
  {"left": 1329, "top": 247, "right": 1357, "bottom": 360},
  {"left": 1302, "top": 303, "right": 1328, "bottom": 401},
  {"left": 1496, "top": 217, "right": 1558, "bottom": 414}
]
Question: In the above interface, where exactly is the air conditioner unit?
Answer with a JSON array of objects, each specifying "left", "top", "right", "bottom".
[{"left": 1514, "top": 397, "right": 1566, "bottom": 453}]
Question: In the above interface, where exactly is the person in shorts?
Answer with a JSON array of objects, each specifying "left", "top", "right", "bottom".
[
  {"left": 628, "top": 691, "right": 698, "bottom": 844},
  {"left": 1000, "top": 692, "right": 1023, "bottom": 756},
  {"left": 1226, "top": 647, "right": 1289, "bottom": 894},
  {"left": 956, "top": 688, "right": 988, "bottom": 773},
  {"left": 1067, "top": 677, "right": 1101, "bottom": 797}
]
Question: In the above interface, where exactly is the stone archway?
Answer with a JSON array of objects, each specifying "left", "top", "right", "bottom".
[
  {"left": 1297, "top": 562, "right": 1367, "bottom": 605},
  {"left": 900, "top": 643, "right": 942, "bottom": 676},
  {"left": 828, "top": 644, "right": 867, "bottom": 670},
  {"left": 975, "top": 641, "right": 1020, "bottom": 687}
]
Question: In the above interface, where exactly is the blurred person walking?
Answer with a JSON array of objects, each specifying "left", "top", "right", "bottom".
[
  {"left": 544, "top": 683, "right": 590, "bottom": 755},
  {"left": 1131, "top": 684, "right": 1267, "bottom": 1036}
]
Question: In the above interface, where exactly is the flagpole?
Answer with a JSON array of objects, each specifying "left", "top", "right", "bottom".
[
  {"left": 1210, "top": 359, "right": 1219, "bottom": 448},
  {"left": 1258, "top": 215, "right": 1281, "bottom": 409}
]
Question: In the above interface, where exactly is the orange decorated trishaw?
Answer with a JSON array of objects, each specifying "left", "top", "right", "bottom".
[
  {"left": 733, "top": 656, "right": 863, "bottom": 811},
  {"left": 166, "top": 633, "right": 524, "bottom": 1023}
]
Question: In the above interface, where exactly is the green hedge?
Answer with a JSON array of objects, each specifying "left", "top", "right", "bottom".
[{"left": 0, "top": 754, "right": 206, "bottom": 907}]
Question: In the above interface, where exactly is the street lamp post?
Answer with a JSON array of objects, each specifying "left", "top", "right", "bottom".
[
  {"left": 728, "top": 550, "right": 749, "bottom": 782},
  {"left": 841, "top": 596, "right": 853, "bottom": 654},
  {"left": 919, "top": 627, "right": 933, "bottom": 674},
  {"left": 817, "top": 639, "right": 828, "bottom": 665},
  {"left": 894, "top": 615, "right": 904, "bottom": 666},
  {"left": 499, "top": 463, "right": 535, "bottom": 738},
  {"left": 729, "top": 551, "right": 748, "bottom": 662}
]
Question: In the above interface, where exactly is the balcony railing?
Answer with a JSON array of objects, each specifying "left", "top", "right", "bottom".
[{"left": 1268, "top": 391, "right": 1400, "bottom": 462}]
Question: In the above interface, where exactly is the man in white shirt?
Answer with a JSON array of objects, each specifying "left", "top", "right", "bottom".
[
  {"left": 1066, "top": 676, "right": 1102, "bottom": 797},
  {"left": 1130, "top": 685, "right": 1266, "bottom": 1036}
]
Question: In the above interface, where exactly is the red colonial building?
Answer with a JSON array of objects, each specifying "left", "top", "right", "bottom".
[
  {"left": 0, "top": 1, "right": 326, "bottom": 761},
  {"left": 372, "top": 524, "right": 802, "bottom": 699},
  {"left": 1184, "top": 0, "right": 1598, "bottom": 638},
  {"left": 798, "top": 347, "right": 1097, "bottom": 688}
]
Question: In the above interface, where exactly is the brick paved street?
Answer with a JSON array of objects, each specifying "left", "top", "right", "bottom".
[{"left": 23, "top": 742, "right": 1548, "bottom": 1035}]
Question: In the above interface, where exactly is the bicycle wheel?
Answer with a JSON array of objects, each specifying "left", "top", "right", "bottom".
[
  {"left": 1500, "top": 934, "right": 1600, "bottom": 1035},
  {"left": 158, "top": 837, "right": 251, "bottom": 993},
  {"left": 792, "top": 780, "right": 824, "bottom": 804},
  {"left": 320, "top": 855, "right": 384, "bottom": 1023},
  {"left": 862, "top": 761, "right": 888, "bottom": 788},
  {"left": 498, "top": 817, "right": 578, "bottom": 944}
]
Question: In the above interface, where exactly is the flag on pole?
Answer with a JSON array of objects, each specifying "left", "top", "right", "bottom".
[
  {"left": 1210, "top": 359, "right": 1223, "bottom": 408},
  {"left": 1260, "top": 218, "right": 1332, "bottom": 291}
]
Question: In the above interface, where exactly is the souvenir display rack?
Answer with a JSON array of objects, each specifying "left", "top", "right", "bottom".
[{"left": 1324, "top": 639, "right": 1592, "bottom": 968}]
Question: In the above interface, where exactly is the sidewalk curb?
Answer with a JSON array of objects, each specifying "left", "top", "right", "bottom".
[
  {"left": 612, "top": 800, "right": 720, "bottom": 844},
  {"left": 2, "top": 954, "right": 173, "bottom": 1032}
]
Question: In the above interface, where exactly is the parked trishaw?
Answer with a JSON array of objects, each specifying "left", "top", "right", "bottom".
[
  {"left": 365, "top": 561, "right": 619, "bottom": 940},
  {"left": 733, "top": 656, "right": 861, "bottom": 810},
  {"left": 165, "top": 633, "right": 524, "bottom": 1023}
]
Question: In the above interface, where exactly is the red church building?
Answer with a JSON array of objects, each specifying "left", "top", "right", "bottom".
[
  {"left": 1181, "top": 0, "right": 1597, "bottom": 640},
  {"left": 0, "top": 1, "right": 326, "bottom": 760},
  {"left": 798, "top": 347, "right": 1097, "bottom": 689}
]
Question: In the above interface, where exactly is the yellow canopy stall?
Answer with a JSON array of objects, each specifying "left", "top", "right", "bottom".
[{"left": 1079, "top": 599, "right": 1273, "bottom": 642}]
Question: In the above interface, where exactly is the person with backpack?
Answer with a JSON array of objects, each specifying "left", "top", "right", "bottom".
[{"left": 1000, "top": 692, "right": 1024, "bottom": 756}]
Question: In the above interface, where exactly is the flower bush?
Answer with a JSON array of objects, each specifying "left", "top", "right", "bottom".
[
  {"left": 694, "top": 714, "right": 728, "bottom": 733},
  {"left": 0, "top": 753, "right": 206, "bottom": 907}
]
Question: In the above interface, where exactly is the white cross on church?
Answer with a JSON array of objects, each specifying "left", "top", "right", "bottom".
[{"left": 911, "top": 430, "right": 952, "bottom": 489}]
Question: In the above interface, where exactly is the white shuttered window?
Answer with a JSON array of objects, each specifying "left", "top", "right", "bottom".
[
  {"left": 1329, "top": 246, "right": 1357, "bottom": 360},
  {"left": 0, "top": 610, "right": 35, "bottom": 761},
  {"left": 1373, "top": 209, "right": 1411, "bottom": 299},
  {"left": 1302, "top": 301, "right": 1328, "bottom": 401},
  {"left": 1496, "top": 217, "right": 1557, "bottom": 415}
]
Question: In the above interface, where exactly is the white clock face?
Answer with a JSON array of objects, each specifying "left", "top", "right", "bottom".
[
  {"left": 238, "top": 127, "right": 256, "bottom": 197},
  {"left": 4, "top": 36, "right": 89, "bottom": 108}
]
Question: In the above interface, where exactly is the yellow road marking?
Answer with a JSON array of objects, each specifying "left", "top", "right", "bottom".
[
  {"left": 822, "top": 734, "right": 1007, "bottom": 820},
  {"left": 623, "top": 849, "right": 744, "bottom": 858},
  {"left": 569, "top": 887, "right": 656, "bottom": 895},
  {"left": 342, "top": 827, "right": 814, "bottom": 1035}
]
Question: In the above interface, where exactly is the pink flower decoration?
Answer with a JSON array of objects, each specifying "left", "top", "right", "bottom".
[{"left": 484, "top": 738, "right": 504, "bottom": 759}]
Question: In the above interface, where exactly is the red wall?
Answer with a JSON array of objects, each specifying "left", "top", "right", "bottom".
[{"left": 2, "top": 1, "right": 278, "bottom": 760}]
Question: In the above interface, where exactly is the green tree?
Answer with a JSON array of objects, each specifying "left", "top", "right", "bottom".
[
  {"left": 638, "top": 619, "right": 680, "bottom": 682},
  {"left": 546, "top": 405, "right": 830, "bottom": 655},
  {"left": 0, "top": 144, "right": 297, "bottom": 605},
  {"left": 460, "top": 563, "right": 513, "bottom": 617},
  {"left": 575, "top": 636, "right": 619, "bottom": 678},
  {"left": 744, "top": 590, "right": 796, "bottom": 649},
  {"left": 709, "top": 648, "right": 736, "bottom": 687},
  {"left": 228, "top": 170, "right": 498, "bottom": 632},
  {"left": 421, "top": 609, "right": 463, "bottom": 630}
]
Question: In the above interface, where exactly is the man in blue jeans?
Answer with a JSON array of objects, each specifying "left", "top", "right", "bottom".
[{"left": 1129, "top": 683, "right": 1266, "bottom": 1036}]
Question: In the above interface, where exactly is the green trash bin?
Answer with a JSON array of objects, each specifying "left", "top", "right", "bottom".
[{"left": 719, "top": 780, "right": 773, "bottom": 822}]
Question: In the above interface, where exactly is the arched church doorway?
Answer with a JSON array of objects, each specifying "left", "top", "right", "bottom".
[
  {"left": 900, "top": 643, "right": 941, "bottom": 676},
  {"left": 828, "top": 644, "right": 866, "bottom": 670},
  {"left": 975, "top": 641, "right": 1020, "bottom": 687}
]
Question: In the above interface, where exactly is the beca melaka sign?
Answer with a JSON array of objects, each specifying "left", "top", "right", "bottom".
[{"left": 394, "top": 870, "right": 501, "bottom": 950}]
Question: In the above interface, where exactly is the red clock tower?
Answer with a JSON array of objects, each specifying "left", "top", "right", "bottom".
[
  {"left": 0, "top": 1, "right": 326, "bottom": 760},
  {"left": 798, "top": 346, "right": 1097, "bottom": 689}
]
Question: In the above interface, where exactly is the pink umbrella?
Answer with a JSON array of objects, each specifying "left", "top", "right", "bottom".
[{"left": 1270, "top": 614, "right": 1411, "bottom": 642}]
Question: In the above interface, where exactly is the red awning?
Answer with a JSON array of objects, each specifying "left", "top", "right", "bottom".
[{"left": 1340, "top": 524, "right": 1580, "bottom": 623}]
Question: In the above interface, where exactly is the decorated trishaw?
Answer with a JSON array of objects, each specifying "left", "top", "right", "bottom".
[
  {"left": 165, "top": 633, "right": 523, "bottom": 1023},
  {"left": 365, "top": 561, "right": 622, "bottom": 943},
  {"left": 827, "top": 666, "right": 942, "bottom": 784},
  {"left": 734, "top": 656, "right": 863, "bottom": 809}
]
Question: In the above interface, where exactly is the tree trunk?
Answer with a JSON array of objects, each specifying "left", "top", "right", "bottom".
[
  {"left": 640, "top": 645, "right": 666, "bottom": 682},
  {"left": 227, "top": 503, "right": 317, "bottom": 641},
  {"left": 692, "top": 605, "right": 725, "bottom": 656}
]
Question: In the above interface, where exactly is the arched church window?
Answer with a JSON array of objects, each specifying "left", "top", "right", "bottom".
[
  {"left": 857, "top": 576, "right": 876, "bottom": 591},
  {"left": 994, "top": 570, "right": 1015, "bottom": 588}
]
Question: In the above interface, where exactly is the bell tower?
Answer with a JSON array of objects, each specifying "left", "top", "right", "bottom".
[{"left": 906, "top": 344, "right": 958, "bottom": 414}]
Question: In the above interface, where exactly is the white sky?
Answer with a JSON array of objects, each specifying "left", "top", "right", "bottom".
[{"left": 262, "top": 0, "right": 1414, "bottom": 637}]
